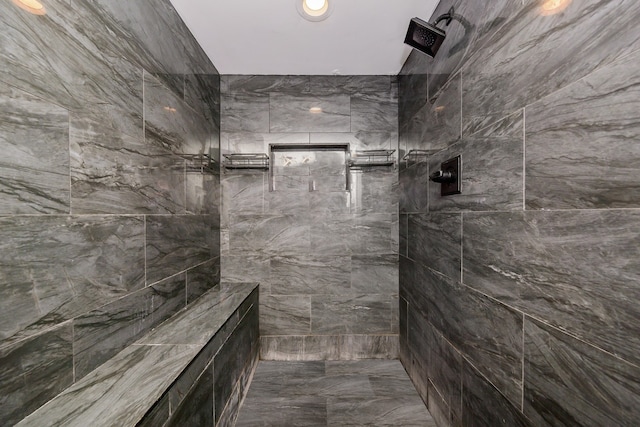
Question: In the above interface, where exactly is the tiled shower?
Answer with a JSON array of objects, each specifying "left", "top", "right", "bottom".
[{"left": 1, "top": 0, "right": 640, "bottom": 426}]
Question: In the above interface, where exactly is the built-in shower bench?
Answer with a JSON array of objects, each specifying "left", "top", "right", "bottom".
[{"left": 16, "top": 283, "right": 259, "bottom": 427}]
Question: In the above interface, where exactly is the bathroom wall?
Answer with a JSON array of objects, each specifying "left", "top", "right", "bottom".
[
  {"left": 398, "top": 0, "right": 640, "bottom": 426},
  {"left": 0, "top": 0, "right": 220, "bottom": 424},
  {"left": 220, "top": 75, "right": 399, "bottom": 360}
]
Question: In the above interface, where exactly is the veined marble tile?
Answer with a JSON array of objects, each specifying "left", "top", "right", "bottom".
[
  {"left": 186, "top": 165, "right": 220, "bottom": 215},
  {"left": 422, "top": 71, "right": 462, "bottom": 150},
  {"left": 222, "top": 173, "right": 265, "bottom": 216},
  {"left": 214, "top": 309, "right": 255, "bottom": 423},
  {"left": 303, "top": 335, "right": 342, "bottom": 361},
  {"left": 309, "top": 75, "right": 391, "bottom": 95},
  {"left": 463, "top": 210, "right": 640, "bottom": 366},
  {"left": 351, "top": 93, "right": 398, "bottom": 133},
  {"left": 0, "top": 84, "right": 70, "bottom": 214},
  {"left": 399, "top": 162, "right": 430, "bottom": 213},
  {"left": 71, "top": 107, "right": 186, "bottom": 214},
  {"left": 260, "top": 295, "right": 311, "bottom": 335},
  {"left": 221, "top": 75, "right": 309, "bottom": 94},
  {"left": 422, "top": 265, "right": 523, "bottom": 407},
  {"left": 427, "top": 326, "right": 463, "bottom": 421},
  {"left": 461, "top": 0, "right": 640, "bottom": 135},
  {"left": 350, "top": 255, "right": 398, "bottom": 294},
  {"left": 166, "top": 366, "right": 213, "bottom": 427},
  {"left": 221, "top": 254, "right": 270, "bottom": 290},
  {"left": 16, "top": 344, "right": 199, "bottom": 427},
  {"left": 0, "top": 323, "right": 73, "bottom": 426},
  {"left": 144, "top": 71, "right": 212, "bottom": 156},
  {"left": 221, "top": 92, "right": 270, "bottom": 132},
  {"left": 309, "top": 214, "right": 355, "bottom": 256},
  {"left": 270, "top": 255, "right": 351, "bottom": 295},
  {"left": 229, "top": 215, "right": 310, "bottom": 256},
  {"left": 235, "top": 396, "right": 328, "bottom": 427},
  {"left": 269, "top": 93, "right": 351, "bottom": 133},
  {"left": 429, "top": 110, "right": 524, "bottom": 212},
  {"left": 399, "top": 214, "right": 408, "bottom": 258},
  {"left": 221, "top": 131, "right": 309, "bottom": 154},
  {"left": 311, "top": 295, "right": 392, "bottom": 335},
  {"left": 137, "top": 394, "right": 169, "bottom": 427},
  {"left": 398, "top": 72, "right": 429, "bottom": 130},
  {"left": 310, "top": 191, "right": 350, "bottom": 215},
  {"left": 310, "top": 131, "right": 397, "bottom": 151},
  {"left": 327, "top": 396, "right": 434, "bottom": 426},
  {"left": 339, "top": 334, "right": 399, "bottom": 360},
  {"left": 186, "top": 258, "right": 220, "bottom": 304},
  {"left": 184, "top": 73, "right": 220, "bottom": 126},
  {"left": 73, "top": 273, "right": 186, "bottom": 379},
  {"left": 408, "top": 213, "right": 462, "bottom": 282},
  {"left": 428, "top": 382, "right": 453, "bottom": 427},
  {"left": 145, "top": 214, "right": 216, "bottom": 285},
  {"left": 259, "top": 336, "right": 305, "bottom": 361},
  {"left": 526, "top": 48, "right": 640, "bottom": 209},
  {"left": 138, "top": 284, "right": 257, "bottom": 346},
  {"left": 354, "top": 213, "right": 395, "bottom": 255},
  {"left": 350, "top": 170, "right": 398, "bottom": 214},
  {"left": 0, "top": 216, "right": 144, "bottom": 342},
  {"left": 265, "top": 176, "right": 311, "bottom": 215},
  {"left": 91, "top": 0, "right": 218, "bottom": 76},
  {"left": 462, "top": 360, "right": 533, "bottom": 427},
  {"left": 524, "top": 318, "right": 640, "bottom": 426}
]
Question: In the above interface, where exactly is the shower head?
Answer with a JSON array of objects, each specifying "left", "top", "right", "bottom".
[{"left": 404, "top": 7, "right": 454, "bottom": 58}]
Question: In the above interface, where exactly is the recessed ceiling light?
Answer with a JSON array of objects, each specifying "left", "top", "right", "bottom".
[
  {"left": 309, "top": 107, "right": 323, "bottom": 114},
  {"left": 296, "top": 0, "right": 333, "bottom": 22},
  {"left": 12, "top": 0, "right": 46, "bottom": 15},
  {"left": 540, "top": 0, "right": 571, "bottom": 16}
]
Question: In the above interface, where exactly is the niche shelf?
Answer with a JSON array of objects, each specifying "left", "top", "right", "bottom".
[
  {"left": 269, "top": 143, "right": 351, "bottom": 192},
  {"left": 222, "top": 153, "right": 269, "bottom": 170},
  {"left": 180, "top": 153, "right": 218, "bottom": 174},
  {"left": 349, "top": 149, "right": 396, "bottom": 168}
]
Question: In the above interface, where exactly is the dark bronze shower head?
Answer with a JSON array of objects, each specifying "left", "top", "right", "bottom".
[{"left": 404, "top": 7, "right": 454, "bottom": 58}]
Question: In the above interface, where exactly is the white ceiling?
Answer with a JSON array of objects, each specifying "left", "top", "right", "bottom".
[{"left": 169, "top": 0, "right": 440, "bottom": 75}]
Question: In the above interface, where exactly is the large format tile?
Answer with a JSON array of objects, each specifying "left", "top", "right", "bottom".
[
  {"left": 327, "top": 397, "right": 435, "bottom": 426},
  {"left": 463, "top": 210, "right": 640, "bottom": 366},
  {"left": 311, "top": 295, "right": 392, "bottom": 334},
  {"left": 230, "top": 215, "right": 310, "bottom": 256},
  {"left": 145, "top": 214, "right": 216, "bottom": 285},
  {"left": 408, "top": 213, "right": 461, "bottom": 282},
  {"left": 270, "top": 93, "right": 351, "bottom": 133},
  {"left": 16, "top": 344, "right": 199, "bottom": 427},
  {"left": 351, "top": 93, "right": 398, "bottom": 133},
  {"left": 462, "top": 360, "right": 532, "bottom": 427},
  {"left": 186, "top": 258, "right": 220, "bottom": 304},
  {"left": 0, "top": 84, "right": 70, "bottom": 214},
  {"left": 0, "top": 323, "right": 73, "bottom": 426},
  {"left": 73, "top": 273, "right": 186, "bottom": 379},
  {"left": 524, "top": 318, "right": 640, "bottom": 426},
  {"left": 429, "top": 110, "right": 524, "bottom": 212},
  {"left": 270, "top": 255, "right": 351, "bottom": 295},
  {"left": 222, "top": 75, "right": 310, "bottom": 94},
  {"left": 422, "top": 265, "right": 523, "bottom": 407},
  {"left": 0, "top": 216, "right": 145, "bottom": 342},
  {"left": 309, "top": 75, "right": 391, "bottom": 95},
  {"left": 166, "top": 366, "right": 213, "bottom": 427},
  {"left": 221, "top": 92, "right": 270, "bottom": 133},
  {"left": 526, "top": 48, "right": 640, "bottom": 209},
  {"left": 461, "top": 0, "right": 640, "bottom": 135},
  {"left": 350, "top": 254, "right": 398, "bottom": 294},
  {"left": 260, "top": 296, "right": 311, "bottom": 335}
]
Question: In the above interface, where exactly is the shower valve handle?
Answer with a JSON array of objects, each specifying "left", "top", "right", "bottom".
[{"left": 429, "top": 170, "right": 456, "bottom": 183}]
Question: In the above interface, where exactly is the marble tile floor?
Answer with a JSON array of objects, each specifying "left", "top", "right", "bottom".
[{"left": 235, "top": 360, "right": 436, "bottom": 426}]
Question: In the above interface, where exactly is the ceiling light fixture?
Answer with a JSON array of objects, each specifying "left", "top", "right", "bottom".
[
  {"left": 296, "top": 0, "right": 333, "bottom": 22},
  {"left": 309, "top": 107, "right": 323, "bottom": 114},
  {"left": 12, "top": 0, "right": 46, "bottom": 15},
  {"left": 540, "top": 0, "right": 572, "bottom": 16}
]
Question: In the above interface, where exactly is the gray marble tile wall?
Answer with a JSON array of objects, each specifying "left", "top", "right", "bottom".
[
  {"left": 398, "top": 0, "right": 640, "bottom": 426},
  {"left": 0, "top": 0, "right": 220, "bottom": 424},
  {"left": 221, "top": 75, "right": 399, "bottom": 359}
]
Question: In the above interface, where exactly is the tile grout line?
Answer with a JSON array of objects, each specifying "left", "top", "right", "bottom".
[
  {"left": 521, "top": 312, "right": 525, "bottom": 412},
  {"left": 522, "top": 107, "right": 526, "bottom": 211}
]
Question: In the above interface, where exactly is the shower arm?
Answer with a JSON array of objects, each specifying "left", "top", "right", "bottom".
[{"left": 433, "top": 6, "right": 454, "bottom": 28}]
